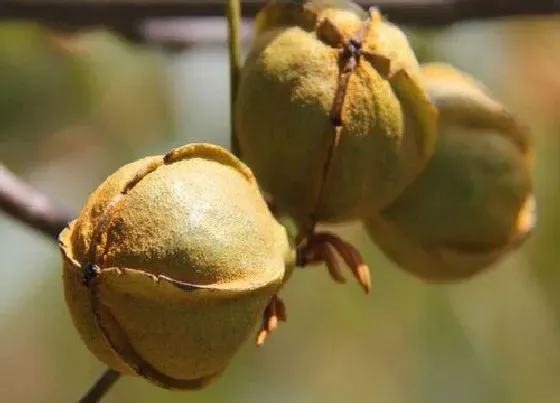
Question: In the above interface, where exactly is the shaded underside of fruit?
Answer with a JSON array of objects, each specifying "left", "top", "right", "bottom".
[{"left": 365, "top": 63, "right": 536, "bottom": 281}]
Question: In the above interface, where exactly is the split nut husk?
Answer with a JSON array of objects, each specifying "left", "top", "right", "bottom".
[
  {"left": 365, "top": 64, "right": 536, "bottom": 281},
  {"left": 236, "top": 0, "right": 437, "bottom": 226},
  {"left": 59, "top": 143, "right": 295, "bottom": 389}
]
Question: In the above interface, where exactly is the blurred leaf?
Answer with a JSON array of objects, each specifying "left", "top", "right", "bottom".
[
  {"left": 0, "top": 22, "right": 91, "bottom": 168},
  {"left": 60, "top": 30, "right": 174, "bottom": 154}
]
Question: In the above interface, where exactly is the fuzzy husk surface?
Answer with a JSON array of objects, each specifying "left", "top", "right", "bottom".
[
  {"left": 365, "top": 64, "right": 536, "bottom": 281},
  {"left": 59, "top": 143, "right": 294, "bottom": 389},
  {"left": 236, "top": 2, "right": 437, "bottom": 225}
]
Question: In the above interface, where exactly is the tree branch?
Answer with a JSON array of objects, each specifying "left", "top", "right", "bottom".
[
  {"left": 0, "top": 1, "right": 558, "bottom": 25},
  {"left": 0, "top": 164, "right": 74, "bottom": 241},
  {"left": 0, "top": 1, "right": 558, "bottom": 47},
  {"left": 79, "top": 369, "right": 121, "bottom": 403}
]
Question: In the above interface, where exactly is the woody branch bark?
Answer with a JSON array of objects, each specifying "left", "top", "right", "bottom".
[
  {"left": 0, "top": 164, "right": 73, "bottom": 241},
  {"left": 0, "top": 0, "right": 558, "bottom": 47}
]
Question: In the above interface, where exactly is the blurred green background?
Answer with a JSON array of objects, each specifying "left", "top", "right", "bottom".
[{"left": 1, "top": 10, "right": 559, "bottom": 403}]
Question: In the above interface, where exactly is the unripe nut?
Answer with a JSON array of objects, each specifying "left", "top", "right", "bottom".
[
  {"left": 59, "top": 143, "right": 294, "bottom": 389},
  {"left": 365, "top": 64, "right": 536, "bottom": 280},
  {"left": 236, "top": 1, "right": 437, "bottom": 225}
]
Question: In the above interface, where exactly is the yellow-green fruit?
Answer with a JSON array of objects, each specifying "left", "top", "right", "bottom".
[
  {"left": 236, "top": 1, "right": 437, "bottom": 225},
  {"left": 59, "top": 143, "right": 295, "bottom": 389},
  {"left": 364, "top": 64, "right": 536, "bottom": 281}
]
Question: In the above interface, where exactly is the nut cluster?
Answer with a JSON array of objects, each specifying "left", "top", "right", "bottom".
[{"left": 58, "top": 0, "right": 537, "bottom": 394}]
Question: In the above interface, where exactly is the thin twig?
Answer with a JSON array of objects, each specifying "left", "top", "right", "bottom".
[
  {"left": 79, "top": 369, "right": 122, "bottom": 403},
  {"left": 227, "top": 0, "right": 242, "bottom": 157},
  {"left": 0, "top": 0, "right": 558, "bottom": 47},
  {"left": 0, "top": 0, "right": 558, "bottom": 24},
  {"left": 0, "top": 164, "right": 74, "bottom": 241}
]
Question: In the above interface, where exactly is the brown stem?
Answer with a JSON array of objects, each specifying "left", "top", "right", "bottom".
[
  {"left": 0, "top": 164, "right": 74, "bottom": 241},
  {"left": 79, "top": 369, "right": 121, "bottom": 403}
]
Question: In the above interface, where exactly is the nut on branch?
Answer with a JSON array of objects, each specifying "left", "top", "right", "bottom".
[
  {"left": 59, "top": 143, "right": 295, "bottom": 389},
  {"left": 365, "top": 64, "right": 536, "bottom": 281},
  {"left": 236, "top": 0, "right": 437, "bottom": 225}
]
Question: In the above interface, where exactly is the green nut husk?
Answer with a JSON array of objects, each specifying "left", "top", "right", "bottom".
[
  {"left": 236, "top": 1, "right": 437, "bottom": 226},
  {"left": 59, "top": 143, "right": 295, "bottom": 389},
  {"left": 364, "top": 64, "right": 536, "bottom": 281}
]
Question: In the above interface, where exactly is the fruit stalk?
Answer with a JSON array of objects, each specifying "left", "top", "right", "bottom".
[
  {"left": 227, "top": 0, "right": 242, "bottom": 158},
  {"left": 79, "top": 369, "right": 121, "bottom": 403}
]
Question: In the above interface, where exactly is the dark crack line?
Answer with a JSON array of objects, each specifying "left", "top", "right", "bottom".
[
  {"left": 308, "top": 10, "right": 375, "bottom": 230},
  {"left": 88, "top": 276, "right": 210, "bottom": 390}
]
